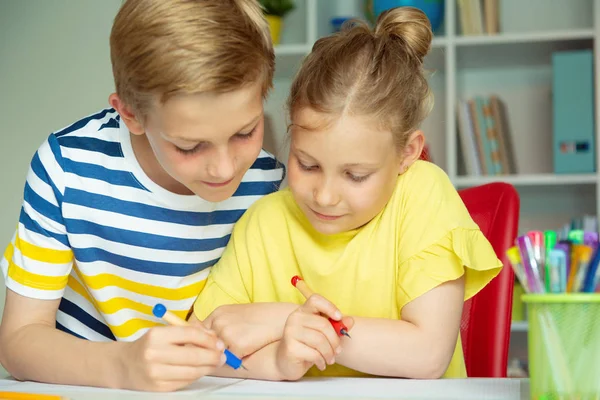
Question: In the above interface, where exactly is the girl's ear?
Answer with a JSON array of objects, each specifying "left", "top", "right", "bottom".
[
  {"left": 108, "top": 93, "right": 145, "bottom": 135},
  {"left": 398, "top": 130, "right": 425, "bottom": 174}
]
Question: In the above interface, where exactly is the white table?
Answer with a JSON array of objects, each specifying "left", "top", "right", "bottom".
[{"left": 0, "top": 376, "right": 529, "bottom": 399}]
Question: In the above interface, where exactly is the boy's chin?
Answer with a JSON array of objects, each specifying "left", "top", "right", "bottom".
[{"left": 191, "top": 183, "right": 239, "bottom": 203}]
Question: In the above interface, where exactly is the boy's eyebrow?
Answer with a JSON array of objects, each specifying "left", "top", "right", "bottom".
[{"left": 164, "top": 114, "right": 262, "bottom": 142}]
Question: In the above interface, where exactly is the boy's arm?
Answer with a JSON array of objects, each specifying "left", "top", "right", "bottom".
[
  {"left": 334, "top": 276, "right": 465, "bottom": 379},
  {"left": 0, "top": 290, "right": 127, "bottom": 387},
  {"left": 0, "top": 290, "right": 226, "bottom": 391}
]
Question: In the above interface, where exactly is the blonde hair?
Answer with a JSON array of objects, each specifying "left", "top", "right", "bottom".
[
  {"left": 287, "top": 7, "right": 433, "bottom": 150},
  {"left": 110, "top": 0, "right": 274, "bottom": 118}
]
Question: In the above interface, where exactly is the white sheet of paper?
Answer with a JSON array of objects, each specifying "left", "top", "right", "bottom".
[
  {"left": 0, "top": 377, "right": 524, "bottom": 400},
  {"left": 212, "top": 377, "right": 522, "bottom": 400},
  {"left": 0, "top": 376, "right": 243, "bottom": 399}
]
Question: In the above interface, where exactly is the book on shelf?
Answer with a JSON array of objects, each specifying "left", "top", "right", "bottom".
[
  {"left": 456, "top": 95, "right": 516, "bottom": 176},
  {"left": 458, "top": 0, "right": 499, "bottom": 35}
]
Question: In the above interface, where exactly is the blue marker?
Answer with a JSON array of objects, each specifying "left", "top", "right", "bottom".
[{"left": 152, "top": 303, "right": 245, "bottom": 370}]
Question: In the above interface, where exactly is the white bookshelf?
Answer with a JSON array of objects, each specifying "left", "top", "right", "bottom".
[
  {"left": 263, "top": 0, "right": 600, "bottom": 375},
  {"left": 265, "top": 0, "right": 600, "bottom": 233}
]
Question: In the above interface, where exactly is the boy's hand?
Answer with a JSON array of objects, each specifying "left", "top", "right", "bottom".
[
  {"left": 120, "top": 325, "right": 226, "bottom": 392},
  {"left": 275, "top": 295, "right": 354, "bottom": 381},
  {"left": 204, "top": 303, "right": 295, "bottom": 358}
]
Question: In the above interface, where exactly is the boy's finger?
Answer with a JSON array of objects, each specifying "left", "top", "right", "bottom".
[
  {"left": 160, "top": 325, "right": 222, "bottom": 350},
  {"left": 157, "top": 345, "right": 227, "bottom": 368},
  {"left": 302, "top": 294, "right": 343, "bottom": 321},
  {"left": 150, "top": 364, "right": 219, "bottom": 382}
]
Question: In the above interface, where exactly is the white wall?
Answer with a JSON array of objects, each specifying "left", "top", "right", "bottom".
[{"left": 0, "top": 1, "right": 123, "bottom": 324}]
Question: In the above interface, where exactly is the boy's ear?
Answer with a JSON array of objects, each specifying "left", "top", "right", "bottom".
[
  {"left": 397, "top": 130, "right": 425, "bottom": 174},
  {"left": 108, "top": 93, "right": 145, "bottom": 135}
]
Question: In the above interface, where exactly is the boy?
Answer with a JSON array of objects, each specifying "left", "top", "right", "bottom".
[{"left": 0, "top": 0, "right": 284, "bottom": 392}]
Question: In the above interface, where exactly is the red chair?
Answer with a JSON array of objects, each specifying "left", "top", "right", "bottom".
[{"left": 458, "top": 183, "right": 520, "bottom": 377}]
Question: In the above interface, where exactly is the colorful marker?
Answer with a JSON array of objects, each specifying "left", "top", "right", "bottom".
[
  {"left": 152, "top": 303, "right": 246, "bottom": 370},
  {"left": 516, "top": 235, "right": 544, "bottom": 293},
  {"left": 291, "top": 276, "right": 351, "bottom": 338},
  {"left": 507, "top": 246, "right": 530, "bottom": 292}
]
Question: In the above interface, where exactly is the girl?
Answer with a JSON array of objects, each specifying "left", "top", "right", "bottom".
[{"left": 191, "top": 6, "right": 502, "bottom": 381}]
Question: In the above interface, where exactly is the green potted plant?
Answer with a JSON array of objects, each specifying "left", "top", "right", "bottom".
[{"left": 259, "top": 0, "right": 295, "bottom": 45}]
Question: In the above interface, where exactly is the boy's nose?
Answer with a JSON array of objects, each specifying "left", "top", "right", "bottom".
[{"left": 207, "top": 149, "right": 235, "bottom": 181}]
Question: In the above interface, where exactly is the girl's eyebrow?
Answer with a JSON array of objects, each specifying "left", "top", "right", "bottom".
[{"left": 296, "top": 149, "right": 378, "bottom": 168}]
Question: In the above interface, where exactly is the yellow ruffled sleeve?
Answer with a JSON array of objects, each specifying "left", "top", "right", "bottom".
[
  {"left": 397, "top": 227, "right": 503, "bottom": 310},
  {"left": 193, "top": 204, "right": 257, "bottom": 321}
]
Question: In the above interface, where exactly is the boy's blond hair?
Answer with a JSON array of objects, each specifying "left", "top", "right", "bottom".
[
  {"left": 110, "top": 0, "right": 274, "bottom": 117},
  {"left": 288, "top": 7, "right": 433, "bottom": 151}
]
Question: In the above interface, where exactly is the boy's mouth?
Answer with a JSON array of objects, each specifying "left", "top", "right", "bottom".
[{"left": 202, "top": 178, "right": 234, "bottom": 188}]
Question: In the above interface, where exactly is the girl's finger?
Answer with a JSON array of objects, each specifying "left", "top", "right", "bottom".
[
  {"left": 288, "top": 339, "right": 328, "bottom": 371},
  {"left": 291, "top": 325, "right": 337, "bottom": 366},
  {"left": 301, "top": 294, "right": 343, "bottom": 321}
]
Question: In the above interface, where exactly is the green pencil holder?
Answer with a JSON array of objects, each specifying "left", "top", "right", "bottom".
[{"left": 522, "top": 294, "right": 600, "bottom": 400}]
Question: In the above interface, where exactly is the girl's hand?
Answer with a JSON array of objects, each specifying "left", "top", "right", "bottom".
[
  {"left": 275, "top": 294, "right": 354, "bottom": 381},
  {"left": 203, "top": 303, "right": 296, "bottom": 358},
  {"left": 120, "top": 325, "right": 226, "bottom": 392}
]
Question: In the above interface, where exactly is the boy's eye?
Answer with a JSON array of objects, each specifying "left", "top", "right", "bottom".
[
  {"left": 298, "top": 159, "right": 319, "bottom": 172},
  {"left": 175, "top": 143, "right": 206, "bottom": 155},
  {"left": 234, "top": 127, "right": 257, "bottom": 140},
  {"left": 347, "top": 172, "right": 370, "bottom": 183}
]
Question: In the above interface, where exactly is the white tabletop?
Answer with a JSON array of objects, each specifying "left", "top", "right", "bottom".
[{"left": 0, "top": 376, "right": 529, "bottom": 400}]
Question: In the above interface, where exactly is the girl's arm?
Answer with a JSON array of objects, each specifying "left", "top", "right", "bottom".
[
  {"left": 200, "top": 302, "right": 297, "bottom": 358},
  {"left": 335, "top": 276, "right": 465, "bottom": 379},
  {"left": 194, "top": 295, "right": 352, "bottom": 381}
]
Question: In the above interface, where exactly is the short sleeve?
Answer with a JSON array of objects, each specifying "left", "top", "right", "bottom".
[
  {"left": 396, "top": 227, "right": 502, "bottom": 310},
  {"left": 1, "top": 135, "right": 74, "bottom": 300},
  {"left": 193, "top": 207, "right": 258, "bottom": 320}
]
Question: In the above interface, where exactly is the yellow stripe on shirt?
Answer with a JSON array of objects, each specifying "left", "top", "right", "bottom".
[
  {"left": 80, "top": 272, "right": 208, "bottom": 301},
  {"left": 106, "top": 309, "right": 190, "bottom": 338},
  {"left": 8, "top": 261, "right": 68, "bottom": 290},
  {"left": 15, "top": 234, "right": 73, "bottom": 264}
]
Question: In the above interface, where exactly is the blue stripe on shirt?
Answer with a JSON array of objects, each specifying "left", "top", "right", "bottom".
[
  {"left": 98, "top": 117, "right": 120, "bottom": 131},
  {"left": 54, "top": 109, "right": 114, "bottom": 138},
  {"left": 62, "top": 159, "right": 147, "bottom": 190},
  {"left": 23, "top": 183, "right": 63, "bottom": 226},
  {"left": 72, "top": 247, "right": 216, "bottom": 276},
  {"left": 56, "top": 321, "right": 87, "bottom": 340},
  {"left": 65, "top": 218, "right": 231, "bottom": 252},
  {"left": 19, "top": 208, "right": 70, "bottom": 248},
  {"left": 58, "top": 136, "right": 123, "bottom": 158},
  {"left": 251, "top": 156, "right": 284, "bottom": 170},
  {"left": 58, "top": 297, "right": 116, "bottom": 340},
  {"left": 65, "top": 188, "right": 246, "bottom": 226},
  {"left": 234, "top": 180, "right": 282, "bottom": 196},
  {"left": 30, "top": 151, "right": 63, "bottom": 206}
]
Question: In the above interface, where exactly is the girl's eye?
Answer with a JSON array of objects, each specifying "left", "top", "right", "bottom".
[
  {"left": 298, "top": 159, "right": 319, "bottom": 172},
  {"left": 347, "top": 172, "right": 370, "bottom": 183}
]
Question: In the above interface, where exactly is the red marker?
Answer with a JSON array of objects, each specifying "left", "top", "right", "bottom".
[{"left": 291, "top": 275, "right": 351, "bottom": 338}]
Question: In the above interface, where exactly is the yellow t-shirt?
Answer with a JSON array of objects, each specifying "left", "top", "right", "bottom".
[{"left": 194, "top": 161, "right": 502, "bottom": 378}]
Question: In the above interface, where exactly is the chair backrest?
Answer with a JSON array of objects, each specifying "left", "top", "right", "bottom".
[{"left": 457, "top": 182, "right": 520, "bottom": 377}]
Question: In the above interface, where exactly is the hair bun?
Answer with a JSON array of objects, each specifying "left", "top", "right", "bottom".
[{"left": 374, "top": 7, "right": 432, "bottom": 63}]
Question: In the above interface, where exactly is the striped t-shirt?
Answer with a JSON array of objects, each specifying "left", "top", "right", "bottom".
[{"left": 1, "top": 108, "right": 284, "bottom": 342}]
